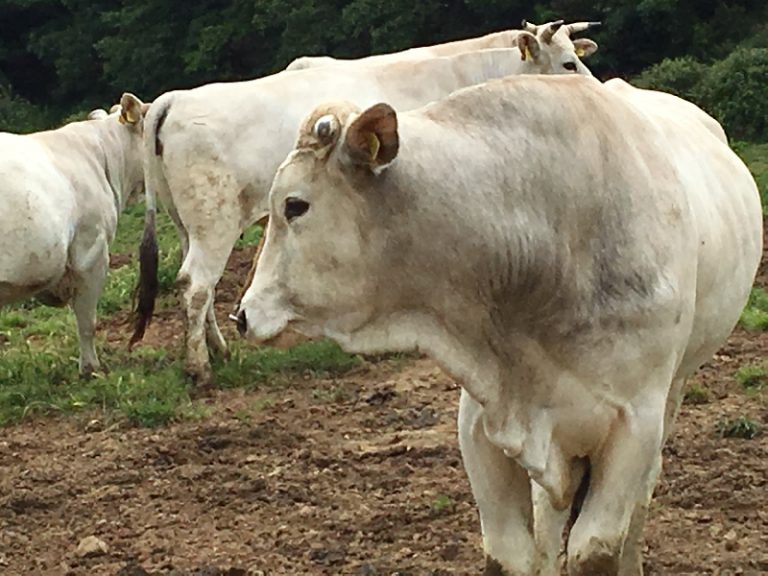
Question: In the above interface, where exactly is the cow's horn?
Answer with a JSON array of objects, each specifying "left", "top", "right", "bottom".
[
  {"left": 521, "top": 19, "right": 538, "bottom": 33},
  {"left": 541, "top": 20, "right": 565, "bottom": 43},
  {"left": 313, "top": 114, "right": 339, "bottom": 145},
  {"left": 566, "top": 21, "right": 602, "bottom": 35}
]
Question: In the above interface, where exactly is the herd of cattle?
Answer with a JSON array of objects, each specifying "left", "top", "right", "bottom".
[{"left": 0, "top": 18, "right": 763, "bottom": 576}]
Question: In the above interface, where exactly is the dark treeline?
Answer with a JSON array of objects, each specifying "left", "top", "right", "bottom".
[{"left": 1, "top": 0, "right": 767, "bottom": 138}]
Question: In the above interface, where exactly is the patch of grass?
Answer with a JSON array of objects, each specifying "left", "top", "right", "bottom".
[
  {"left": 432, "top": 494, "right": 455, "bottom": 514},
  {"left": 252, "top": 397, "right": 274, "bottom": 411},
  {"left": 716, "top": 416, "right": 761, "bottom": 439},
  {"left": 740, "top": 288, "right": 768, "bottom": 332},
  {"left": 311, "top": 384, "right": 353, "bottom": 404},
  {"left": 179, "top": 402, "right": 213, "bottom": 422},
  {"left": 236, "top": 224, "right": 264, "bottom": 249},
  {"left": 734, "top": 141, "right": 768, "bottom": 214},
  {"left": 734, "top": 363, "right": 768, "bottom": 391},
  {"left": 214, "top": 339, "right": 361, "bottom": 390},
  {"left": 683, "top": 383, "right": 710, "bottom": 405},
  {"left": 234, "top": 398, "right": 274, "bottom": 423},
  {"left": 0, "top": 338, "right": 191, "bottom": 427}
]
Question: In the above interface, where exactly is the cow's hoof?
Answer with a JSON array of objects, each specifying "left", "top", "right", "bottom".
[
  {"left": 79, "top": 364, "right": 105, "bottom": 380},
  {"left": 568, "top": 549, "right": 620, "bottom": 576},
  {"left": 186, "top": 365, "right": 214, "bottom": 392}
]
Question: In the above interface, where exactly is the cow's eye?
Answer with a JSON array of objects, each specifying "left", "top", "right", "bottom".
[
  {"left": 563, "top": 61, "right": 578, "bottom": 72},
  {"left": 284, "top": 197, "right": 310, "bottom": 222}
]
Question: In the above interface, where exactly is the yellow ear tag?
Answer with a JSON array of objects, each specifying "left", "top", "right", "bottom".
[
  {"left": 575, "top": 47, "right": 585, "bottom": 57},
  {"left": 120, "top": 110, "right": 138, "bottom": 125},
  {"left": 524, "top": 46, "right": 533, "bottom": 61},
  {"left": 368, "top": 132, "right": 381, "bottom": 162}
]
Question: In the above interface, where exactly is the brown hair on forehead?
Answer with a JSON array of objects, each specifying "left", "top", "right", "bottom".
[{"left": 296, "top": 101, "right": 361, "bottom": 150}]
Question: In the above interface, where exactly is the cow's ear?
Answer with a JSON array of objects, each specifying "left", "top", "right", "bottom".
[
  {"left": 518, "top": 32, "right": 541, "bottom": 61},
  {"left": 119, "top": 93, "right": 147, "bottom": 125},
  {"left": 343, "top": 103, "right": 399, "bottom": 170},
  {"left": 573, "top": 38, "right": 598, "bottom": 58}
]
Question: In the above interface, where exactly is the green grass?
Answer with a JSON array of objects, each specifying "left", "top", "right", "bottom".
[
  {"left": 740, "top": 288, "right": 768, "bottom": 332},
  {"left": 735, "top": 363, "right": 768, "bottom": 391},
  {"left": 683, "top": 382, "right": 710, "bottom": 405},
  {"left": 733, "top": 141, "right": 768, "bottom": 215},
  {"left": 0, "top": 201, "right": 360, "bottom": 427},
  {"left": 432, "top": 494, "right": 455, "bottom": 514},
  {"left": 716, "top": 415, "right": 761, "bottom": 439},
  {"left": 236, "top": 224, "right": 263, "bottom": 249}
]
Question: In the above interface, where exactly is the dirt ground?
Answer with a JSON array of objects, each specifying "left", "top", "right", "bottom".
[{"left": 1, "top": 241, "right": 767, "bottom": 575}]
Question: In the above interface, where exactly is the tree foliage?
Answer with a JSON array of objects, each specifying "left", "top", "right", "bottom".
[{"left": 0, "top": 0, "right": 766, "bottom": 136}]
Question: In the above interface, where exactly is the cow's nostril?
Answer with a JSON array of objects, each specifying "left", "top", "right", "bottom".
[{"left": 236, "top": 310, "right": 247, "bottom": 337}]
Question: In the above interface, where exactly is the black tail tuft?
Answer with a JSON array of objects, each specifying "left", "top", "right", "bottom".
[{"left": 129, "top": 209, "right": 159, "bottom": 348}]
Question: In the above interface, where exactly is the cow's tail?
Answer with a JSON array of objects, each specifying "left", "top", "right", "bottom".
[{"left": 129, "top": 95, "right": 172, "bottom": 348}]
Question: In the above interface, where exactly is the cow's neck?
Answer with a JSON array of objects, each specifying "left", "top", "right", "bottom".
[
  {"left": 91, "top": 122, "right": 132, "bottom": 213},
  {"left": 44, "top": 120, "right": 133, "bottom": 215}
]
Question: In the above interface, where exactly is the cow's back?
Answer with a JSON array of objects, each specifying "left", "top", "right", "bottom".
[{"left": 155, "top": 51, "right": 524, "bottom": 221}]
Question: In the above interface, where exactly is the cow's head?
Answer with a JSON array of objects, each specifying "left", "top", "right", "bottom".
[
  {"left": 88, "top": 93, "right": 149, "bottom": 202},
  {"left": 237, "top": 101, "right": 400, "bottom": 345},
  {"left": 517, "top": 19, "right": 599, "bottom": 76}
]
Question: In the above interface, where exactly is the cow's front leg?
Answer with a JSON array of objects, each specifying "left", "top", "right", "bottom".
[
  {"left": 566, "top": 393, "right": 666, "bottom": 576},
  {"left": 458, "top": 390, "right": 537, "bottom": 575},
  {"left": 70, "top": 250, "right": 108, "bottom": 377}
]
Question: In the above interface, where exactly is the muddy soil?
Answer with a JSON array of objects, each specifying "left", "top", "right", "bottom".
[{"left": 1, "top": 244, "right": 767, "bottom": 575}]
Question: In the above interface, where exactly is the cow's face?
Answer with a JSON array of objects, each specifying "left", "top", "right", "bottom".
[
  {"left": 237, "top": 102, "right": 398, "bottom": 344},
  {"left": 517, "top": 20, "right": 598, "bottom": 76}
]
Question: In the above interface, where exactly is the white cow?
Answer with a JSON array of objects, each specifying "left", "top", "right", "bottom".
[
  {"left": 131, "top": 21, "right": 600, "bottom": 385},
  {"left": 604, "top": 78, "right": 728, "bottom": 143},
  {"left": 286, "top": 19, "right": 599, "bottom": 74},
  {"left": 236, "top": 75, "right": 762, "bottom": 575},
  {"left": 0, "top": 94, "right": 148, "bottom": 376}
]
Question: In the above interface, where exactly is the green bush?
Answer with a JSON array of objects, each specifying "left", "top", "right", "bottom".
[
  {"left": 633, "top": 48, "right": 768, "bottom": 141},
  {"left": 700, "top": 48, "right": 768, "bottom": 141},
  {"left": 634, "top": 56, "right": 709, "bottom": 102},
  {"left": 0, "top": 86, "right": 50, "bottom": 133}
]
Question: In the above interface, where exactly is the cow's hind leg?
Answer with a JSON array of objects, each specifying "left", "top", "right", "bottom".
[
  {"left": 70, "top": 247, "right": 109, "bottom": 377},
  {"left": 566, "top": 391, "right": 667, "bottom": 576},
  {"left": 619, "top": 376, "right": 686, "bottom": 575},
  {"left": 458, "top": 390, "right": 537, "bottom": 575},
  {"left": 178, "top": 234, "right": 238, "bottom": 385},
  {"left": 165, "top": 200, "right": 228, "bottom": 359}
]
